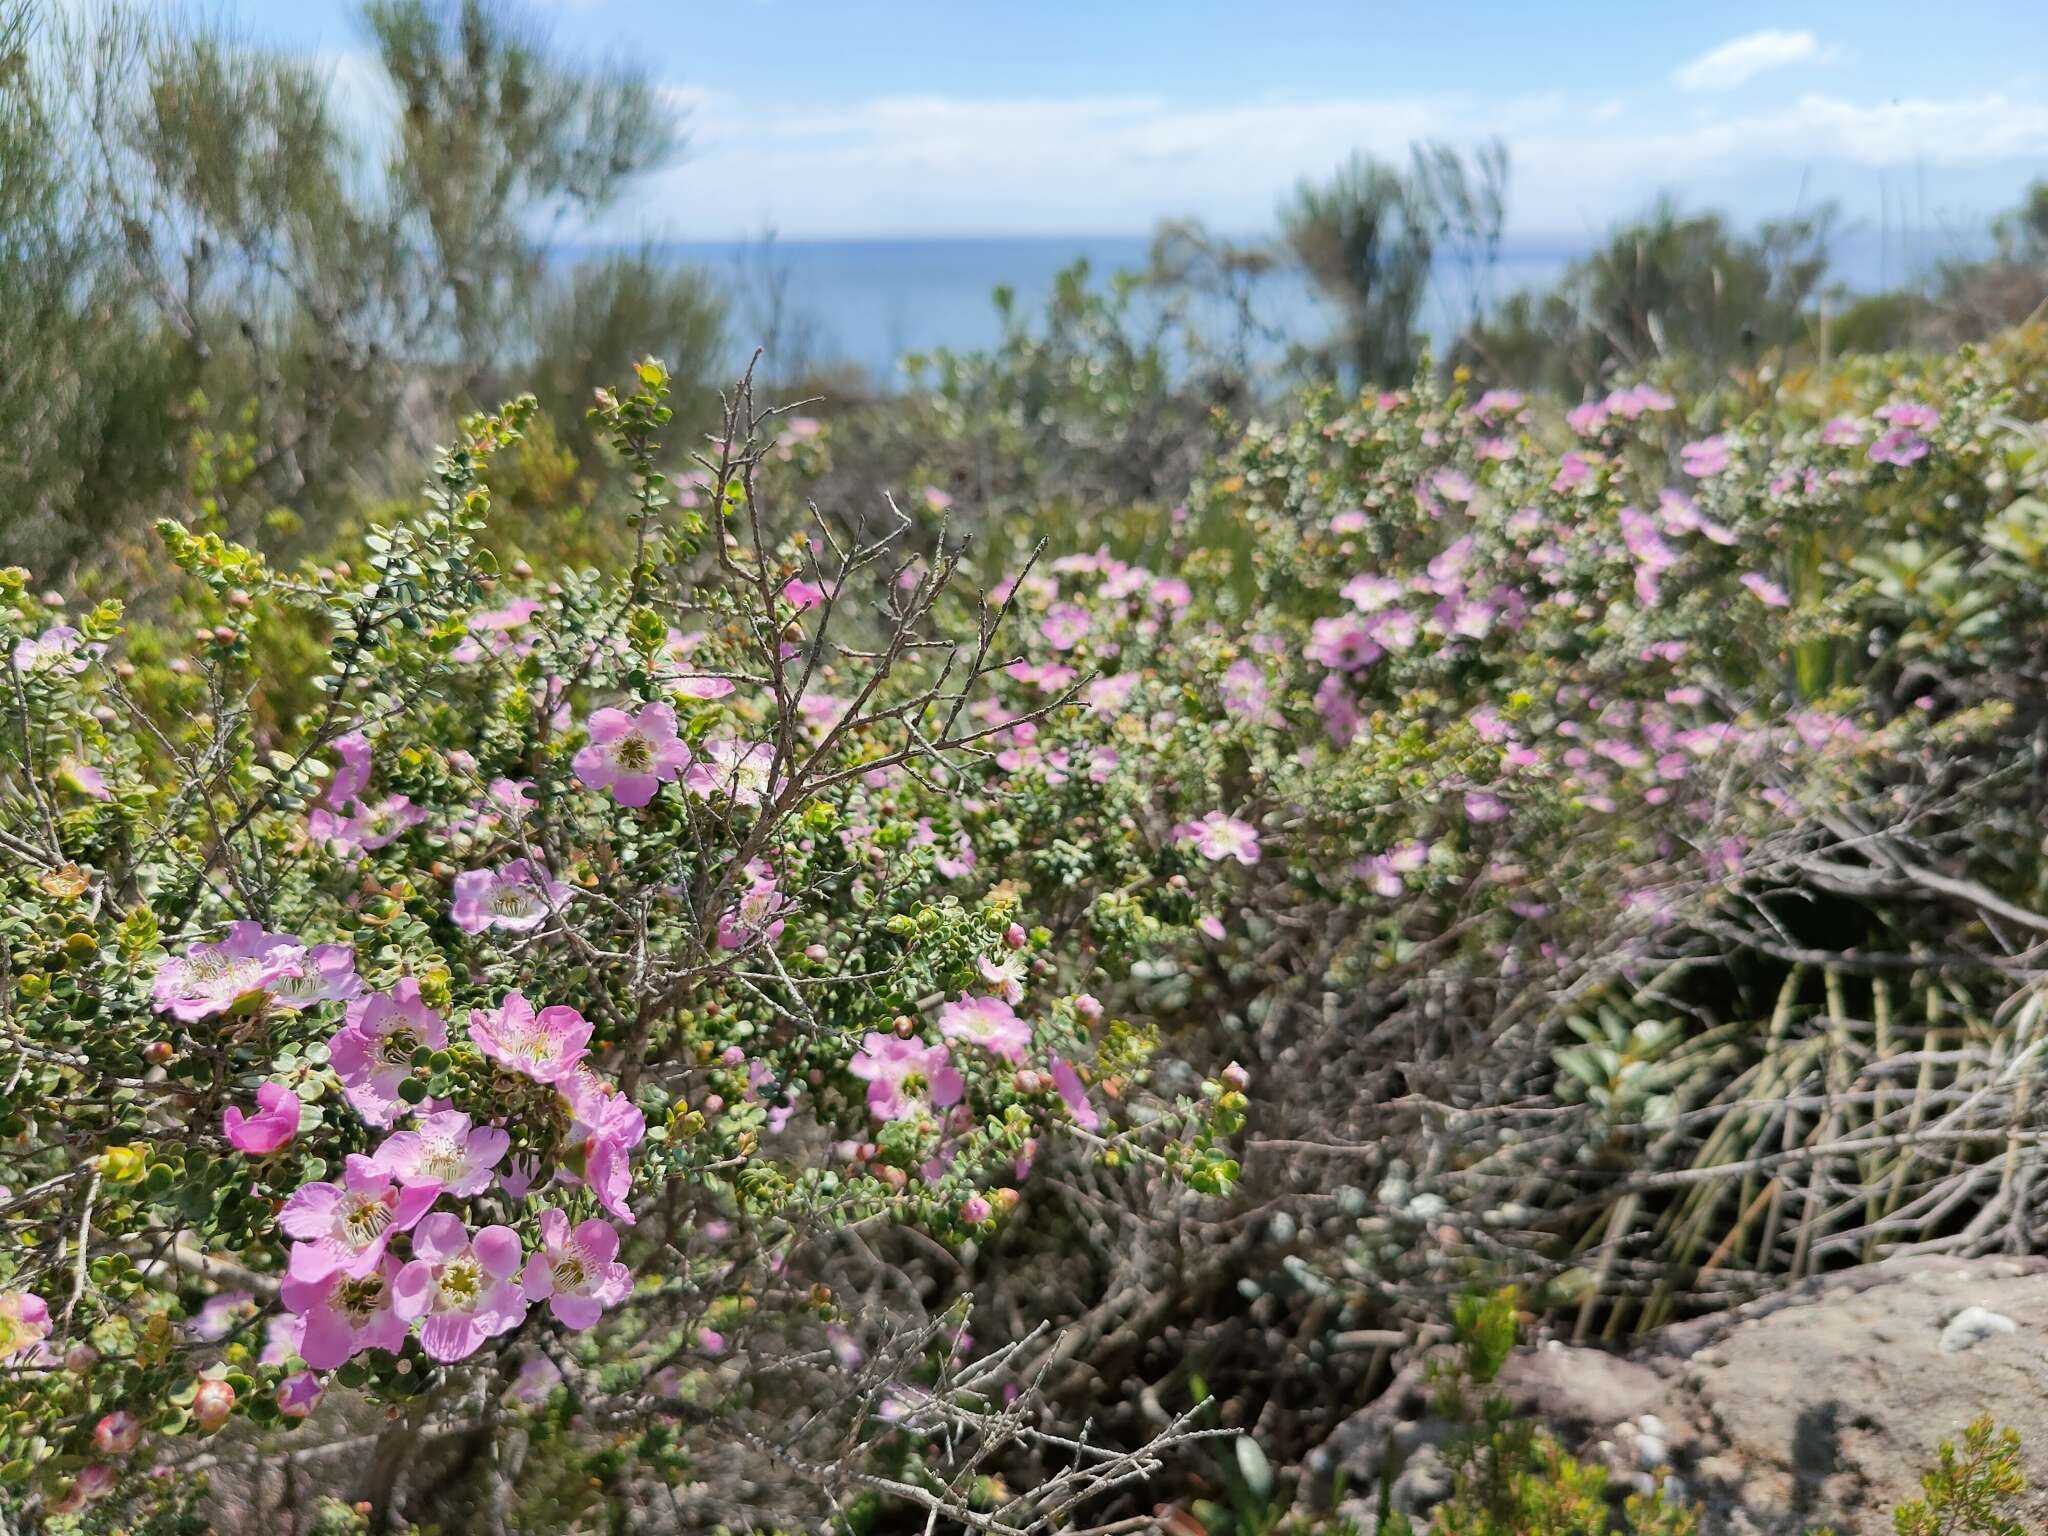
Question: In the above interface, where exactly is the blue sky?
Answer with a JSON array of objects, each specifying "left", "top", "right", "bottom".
[{"left": 238, "top": 1, "right": 2047, "bottom": 244}]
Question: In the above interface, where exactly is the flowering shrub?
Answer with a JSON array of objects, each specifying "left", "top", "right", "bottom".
[
  {"left": 5, "top": 325, "right": 2048, "bottom": 1529},
  {"left": 0, "top": 367, "right": 1241, "bottom": 1526}
]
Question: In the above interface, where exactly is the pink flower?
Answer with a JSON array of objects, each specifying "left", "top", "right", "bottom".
[
  {"left": 0, "top": 1290, "right": 49, "bottom": 1359},
  {"left": 488, "top": 777, "right": 536, "bottom": 814},
  {"left": 1868, "top": 427, "right": 1929, "bottom": 466},
  {"left": 561, "top": 1071, "right": 647, "bottom": 1225},
  {"left": 849, "top": 1033, "right": 963, "bottom": 1123},
  {"left": 1741, "top": 572, "right": 1791, "bottom": 608},
  {"left": 1680, "top": 436, "right": 1733, "bottom": 478},
  {"left": 1040, "top": 602, "right": 1091, "bottom": 650},
  {"left": 1341, "top": 573, "right": 1404, "bottom": 612},
  {"left": 469, "top": 992, "right": 591, "bottom": 1085},
  {"left": 393, "top": 1214, "right": 527, "bottom": 1362},
  {"left": 573, "top": 702, "right": 693, "bottom": 808},
  {"left": 938, "top": 994, "right": 1032, "bottom": 1063},
  {"left": 685, "top": 737, "right": 778, "bottom": 807},
  {"left": 272, "top": 943, "right": 362, "bottom": 1012},
  {"left": 1551, "top": 451, "right": 1595, "bottom": 492},
  {"left": 1305, "top": 615, "right": 1381, "bottom": 672},
  {"left": 373, "top": 1109, "right": 508, "bottom": 1197},
  {"left": 330, "top": 981, "right": 449, "bottom": 1127},
  {"left": 222, "top": 1082, "right": 302, "bottom": 1155},
  {"left": 57, "top": 756, "right": 109, "bottom": 799},
  {"left": 1175, "top": 812, "right": 1262, "bottom": 865},
  {"left": 508, "top": 1353, "right": 563, "bottom": 1402},
  {"left": 187, "top": 1291, "right": 255, "bottom": 1342},
  {"left": 1464, "top": 791, "right": 1508, "bottom": 824},
  {"left": 1048, "top": 1056, "right": 1100, "bottom": 1131},
  {"left": 1315, "top": 672, "right": 1362, "bottom": 745},
  {"left": 522, "top": 1208, "right": 631, "bottom": 1328},
  {"left": 275, "top": 1372, "right": 324, "bottom": 1419},
  {"left": 1820, "top": 415, "right": 1864, "bottom": 446},
  {"left": 781, "top": 577, "right": 830, "bottom": 610},
  {"left": 12, "top": 625, "right": 98, "bottom": 675},
  {"left": 451, "top": 858, "right": 574, "bottom": 935},
  {"left": 279, "top": 1254, "right": 408, "bottom": 1368},
  {"left": 322, "top": 794, "right": 426, "bottom": 855},
  {"left": 717, "top": 865, "right": 794, "bottom": 950},
  {"left": 152, "top": 922, "right": 309, "bottom": 1023},
  {"left": 1876, "top": 400, "right": 1939, "bottom": 430},
  {"left": 326, "top": 732, "right": 373, "bottom": 807},
  {"left": 280, "top": 1155, "right": 439, "bottom": 1284}
]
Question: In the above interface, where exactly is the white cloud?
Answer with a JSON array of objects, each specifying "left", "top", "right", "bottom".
[
  {"left": 1674, "top": 29, "right": 1826, "bottom": 92},
  {"left": 593, "top": 87, "right": 2048, "bottom": 243}
]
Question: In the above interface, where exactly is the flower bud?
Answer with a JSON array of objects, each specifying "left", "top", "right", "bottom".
[
  {"left": 142, "top": 1041, "right": 174, "bottom": 1066},
  {"left": 1221, "top": 1061, "right": 1251, "bottom": 1092},
  {"left": 959, "top": 1195, "right": 992, "bottom": 1224},
  {"left": 192, "top": 1378, "right": 235, "bottom": 1433},
  {"left": 94, "top": 1411, "right": 140, "bottom": 1454},
  {"left": 65, "top": 1344, "right": 99, "bottom": 1373},
  {"left": 1004, "top": 922, "right": 1027, "bottom": 950},
  {"left": 276, "top": 1372, "right": 323, "bottom": 1419},
  {"left": 1073, "top": 993, "right": 1104, "bottom": 1022}
]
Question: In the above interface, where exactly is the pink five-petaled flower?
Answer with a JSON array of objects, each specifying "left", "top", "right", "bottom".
[
  {"left": 717, "top": 864, "right": 794, "bottom": 950},
  {"left": 0, "top": 1290, "right": 50, "bottom": 1359},
  {"left": 393, "top": 1214, "right": 527, "bottom": 1362},
  {"left": 329, "top": 980, "right": 449, "bottom": 1127},
  {"left": 12, "top": 625, "right": 98, "bottom": 675},
  {"left": 1464, "top": 790, "right": 1509, "bottom": 824},
  {"left": 1868, "top": 427, "right": 1930, "bottom": 467},
  {"left": 522, "top": 1208, "right": 631, "bottom": 1328},
  {"left": 338, "top": 794, "right": 427, "bottom": 852},
  {"left": 938, "top": 994, "right": 1032, "bottom": 1064},
  {"left": 152, "top": 922, "right": 309, "bottom": 1023},
  {"left": 268, "top": 941, "right": 362, "bottom": 1012},
  {"left": 1175, "top": 812, "right": 1262, "bottom": 865},
  {"left": 685, "top": 738, "right": 777, "bottom": 807},
  {"left": 561, "top": 1070, "right": 647, "bottom": 1225},
  {"left": 1048, "top": 1056, "right": 1101, "bottom": 1131},
  {"left": 1304, "top": 614, "right": 1382, "bottom": 672},
  {"left": 574, "top": 702, "right": 692, "bottom": 808},
  {"left": 279, "top": 1154, "right": 439, "bottom": 1284},
  {"left": 849, "top": 1033, "right": 963, "bottom": 1123},
  {"left": 451, "top": 858, "right": 574, "bottom": 935},
  {"left": 469, "top": 992, "right": 591, "bottom": 1085},
  {"left": 373, "top": 1109, "right": 509, "bottom": 1197},
  {"left": 1680, "top": 436, "right": 1732, "bottom": 478},
  {"left": 278, "top": 1254, "right": 408, "bottom": 1369},
  {"left": 1039, "top": 602, "right": 1090, "bottom": 651},
  {"left": 222, "top": 1082, "right": 302, "bottom": 1155}
]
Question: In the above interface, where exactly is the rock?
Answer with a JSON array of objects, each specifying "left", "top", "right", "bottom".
[
  {"left": 1301, "top": 1255, "right": 2048, "bottom": 1535},
  {"left": 1939, "top": 1305, "right": 2018, "bottom": 1354}
]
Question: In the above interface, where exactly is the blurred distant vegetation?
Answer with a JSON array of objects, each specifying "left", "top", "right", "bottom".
[{"left": 3, "top": 0, "right": 2044, "bottom": 584}]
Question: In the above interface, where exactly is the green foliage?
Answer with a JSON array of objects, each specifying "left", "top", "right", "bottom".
[
  {"left": 1458, "top": 200, "right": 1834, "bottom": 392},
  {"left": 2, "top": 0, "right": 714, "bottom": 584},
  {"left": 1891, "top": 1417, "right": 2027, "bottom": 1536}
]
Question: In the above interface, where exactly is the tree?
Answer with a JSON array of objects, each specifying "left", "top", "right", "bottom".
[
  {"left": 1456, "top": 200, "right": 1834, "bottom": 393},
  {"left": 1281, "top": 140, "right": 1507, "bottom": 389}
]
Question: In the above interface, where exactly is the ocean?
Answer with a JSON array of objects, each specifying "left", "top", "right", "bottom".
[{"left": 624, "top": 230, "right": 1986, "bottom": 386}]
